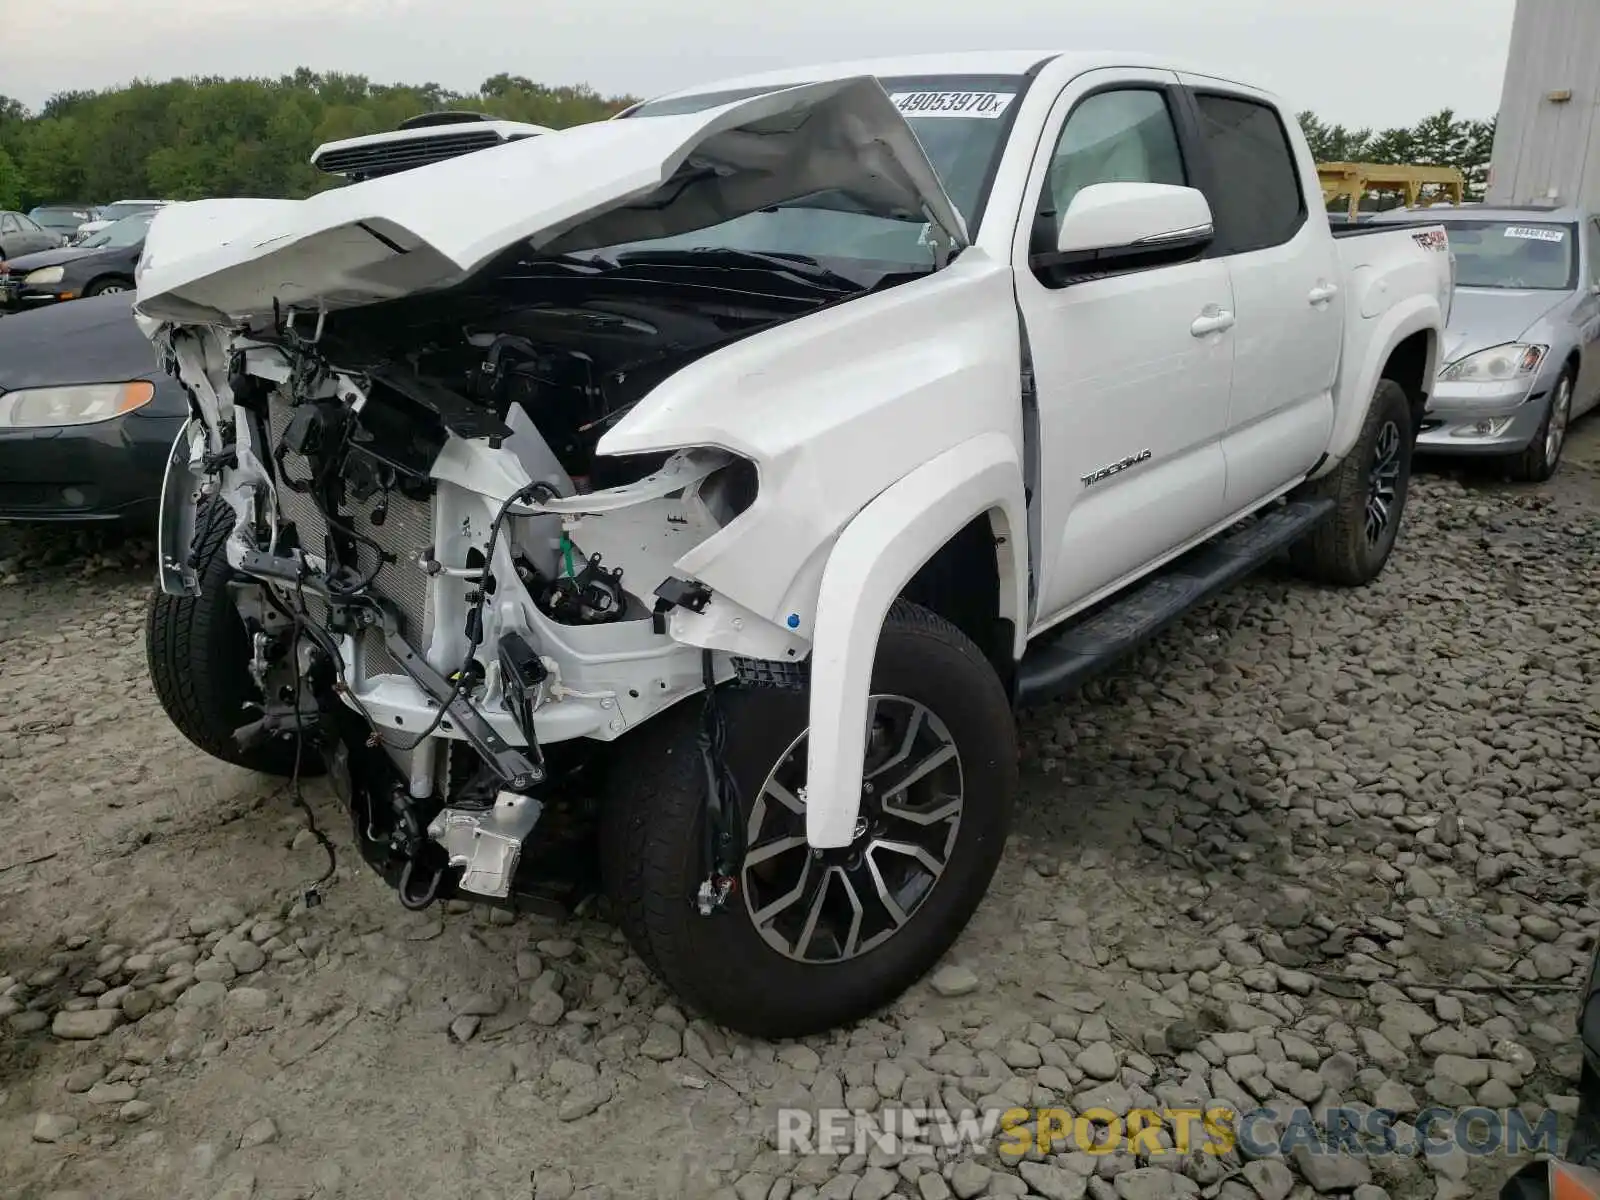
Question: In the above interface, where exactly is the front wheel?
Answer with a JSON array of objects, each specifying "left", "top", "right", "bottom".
[
  {"left": 601, "top": 600, "right": 1018, "bottom": 1038},
  {"left": 1504, "top": 366, "right": 1573, "bottom": 483},
  {"left": 84, "top": 276, "right": 133, "bottom": 297},
  {"left": 145, "top": 498, "right": 316, "bottom": 777},
  {"left": 1288, "top": 377, "right": 1414, "bottom": 587}
]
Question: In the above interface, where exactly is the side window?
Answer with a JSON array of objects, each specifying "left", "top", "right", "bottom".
[
  {"left": 1588, "top": 220, "right": 1600, "bottom": 286},
  {"left": 18, "top": 215, "right": 41, "bottom": 232},
  {"left": 1191, "top": 93, "right": 1306, "bottom": 255},
  {"left": 1038, "top": 89, "right": 1186, "bottom": 234},
  {"left": 0, "top": 215, "right": 17, "bottom": 234}
]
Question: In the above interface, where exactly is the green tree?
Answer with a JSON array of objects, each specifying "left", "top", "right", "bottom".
[
  {"left": 3, "top": 69, "right": 638, "bottom": 207},
  {"left": 1298, "top": 107, "right": 1499, "bottom": 205},
  {"left": 0, "top": 147, "right": 24, "bottom": 209}
]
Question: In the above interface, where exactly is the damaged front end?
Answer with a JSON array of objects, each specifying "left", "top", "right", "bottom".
[
  {"left": 153, "top": 301, "right": 798, "bottom": 912},
  {"left": 137, "top": 73, "right": 974, "bottom": 917}
]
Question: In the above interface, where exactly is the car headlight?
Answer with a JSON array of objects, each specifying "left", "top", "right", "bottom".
[
  {"left": 23, "top": 266, "right": 64, "bottom": 285},
  {"left": 0, "top": 381, "right": 156, "bottom": 428},
  {"left": 1439, "top": 343, "right": 1547, "bottom": 383}
]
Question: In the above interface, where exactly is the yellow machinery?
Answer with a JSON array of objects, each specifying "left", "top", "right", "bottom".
[{"left": 1318, "top": 162, "right": 1466, "bottom": 221}]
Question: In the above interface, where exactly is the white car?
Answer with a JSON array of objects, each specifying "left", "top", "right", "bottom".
[
  {"left": 132, "top": 51, "right": 1453, "bottom": 1038},
  {"left": 310, "top": 111, "right": 554, "bottom": 183},
  {"left": 76, "top": 199, "right": 170, "bottom": 242}
]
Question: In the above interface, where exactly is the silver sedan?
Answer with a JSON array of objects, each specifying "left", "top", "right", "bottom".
[{"left": 1371, "top": 203, "right": 1600, "bottom": 480}]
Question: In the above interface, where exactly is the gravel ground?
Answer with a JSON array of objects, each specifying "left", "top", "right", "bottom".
[{"left": 1, "top": 423, "right": 1597, "bottom": 1200}]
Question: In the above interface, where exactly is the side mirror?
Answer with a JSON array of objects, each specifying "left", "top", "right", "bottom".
[{"left": 1033, "top": 182, "right": 1214, "bottom": 276}]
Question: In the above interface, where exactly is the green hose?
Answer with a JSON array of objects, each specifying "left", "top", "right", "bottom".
[{"left": 561, "top": 532, "right": 575, "bottom": 577}]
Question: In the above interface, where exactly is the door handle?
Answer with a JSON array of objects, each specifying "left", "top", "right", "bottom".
[
  {"left": 1308, "top": 283, "right": 1339, "bottom": 305},
  {"left": 1190, "top": 309, "right": 1235, "bottom": 337}
]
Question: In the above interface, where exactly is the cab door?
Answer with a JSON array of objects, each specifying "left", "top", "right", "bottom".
[
  {"left": 1175, "top": 78, "right": 1342, "bottom": 510},
  {"left": 1009, "top": 69, "right": 1236, "bottom": 628}
]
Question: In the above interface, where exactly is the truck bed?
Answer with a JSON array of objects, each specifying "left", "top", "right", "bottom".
[{"left": 1330, "top": 220, "right": 1437, "bottom": 238}]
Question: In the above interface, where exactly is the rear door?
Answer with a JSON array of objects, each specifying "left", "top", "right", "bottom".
[{"left": 1175, "top": 78, "right": 1342, "bottom": 509}]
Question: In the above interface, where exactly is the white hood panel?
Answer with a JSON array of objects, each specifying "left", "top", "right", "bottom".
[{"left": 134, "top": 76, "right": 968, "bottom": 326}]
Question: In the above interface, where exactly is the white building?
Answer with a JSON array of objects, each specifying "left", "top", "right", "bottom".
[{"left": 1486, "top": 0, "right": 1600, "bottom": 208}]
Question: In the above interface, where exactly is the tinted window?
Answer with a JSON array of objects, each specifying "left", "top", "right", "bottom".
[
  {"left": 1192, "top": 93, "right": 1306, "bottom": 254},
  {"left": 1039, "top": 89, "right": 1186, "bottom": 229}
]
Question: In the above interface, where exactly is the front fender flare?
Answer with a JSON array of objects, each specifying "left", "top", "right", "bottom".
[{"left": 803, "top": 431, "right": 1026, "bottom": 848}]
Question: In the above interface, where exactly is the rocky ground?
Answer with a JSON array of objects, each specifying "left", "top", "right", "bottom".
[{"left": 1, "top": 423, "right": 1598, "bottom": 1200}]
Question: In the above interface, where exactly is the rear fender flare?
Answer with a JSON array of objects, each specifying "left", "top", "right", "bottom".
[
  {"left": 1315, "top": 292, "right": 1441, "bottom": 477},
  {"left": 803, "top": 431, "right": 1026, "bottom": 848}
]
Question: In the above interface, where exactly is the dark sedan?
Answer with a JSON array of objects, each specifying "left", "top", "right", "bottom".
[
  {"left": 0, "top": 211, "right": 151, "bottom": 310},
  {"left": 0, "top": 293, "right": 188, "bottom": 527}
]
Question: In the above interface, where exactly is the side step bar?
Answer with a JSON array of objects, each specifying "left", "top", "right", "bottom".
[{"left": 1015, "top": 498, "right": 1335, "bottom": 708}]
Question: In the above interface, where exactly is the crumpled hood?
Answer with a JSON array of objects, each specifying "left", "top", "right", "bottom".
[
  {"left": 133, "top": 76, "right": 968, "bottom": 327},
  {"left": 1441, "top": 287, "right": 1572, "bottom": 364}
]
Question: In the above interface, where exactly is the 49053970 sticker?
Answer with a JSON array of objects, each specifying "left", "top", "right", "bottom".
[{"left": 890, "top": 92, "right": 1016, "bottom": 119}]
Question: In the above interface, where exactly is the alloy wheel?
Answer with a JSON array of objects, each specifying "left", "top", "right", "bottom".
[
  {"left": 740, "top": 694, "right": 964, "bottom": 964},
  {"left": 1366, "top": 419, "right": 1402, "bottom": 546},
  {"left": 1546, "top": 374, "right": 1572, "bottom": 468}
]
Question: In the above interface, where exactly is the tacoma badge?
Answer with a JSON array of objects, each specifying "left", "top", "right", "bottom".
[{"left": 1081, "top": 448, "right": 1152, "bottom": 487}]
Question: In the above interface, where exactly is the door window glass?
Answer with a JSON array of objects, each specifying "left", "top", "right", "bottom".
[
  {"left": 1039, "top": 89, "right": 1187, "bottom": 233},
  {"left": 1191, "top": 93, "right": 1306, "bottom": 254}
]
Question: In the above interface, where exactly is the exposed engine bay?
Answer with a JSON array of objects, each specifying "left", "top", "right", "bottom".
[{"left": 156, "top": 256, "right": 859, "bottom": 912}]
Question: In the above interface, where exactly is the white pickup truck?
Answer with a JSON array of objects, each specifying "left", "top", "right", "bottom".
[{"left": 133, "top": 51, "right": 1454, "bottom": 1038}]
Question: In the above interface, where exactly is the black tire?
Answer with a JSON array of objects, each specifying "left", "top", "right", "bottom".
[
  {"left": 1289, "top": 378, "right": 1413, "bottom": 587},
  {"left": 1504, "top": 365, "right": 1573, "bottom": 483},
  {"left": 601, "top": 599, "right": 1017, "bottom": 1038},
  {"left": 83, "top": 276, "right": 133, "bottom": 298},
  {"left": 145, "top": 499, "right": 314, "bottom": 777}
]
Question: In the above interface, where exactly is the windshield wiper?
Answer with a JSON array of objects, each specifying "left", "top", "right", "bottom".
[{"left": 612, "top": 247, "right": 861, "bottom": 290}]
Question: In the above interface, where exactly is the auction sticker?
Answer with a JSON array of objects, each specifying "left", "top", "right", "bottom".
[
  {"left": 891, "top": 91, "right": 1015, "bottom": 119},
  {"left": 1504, "top": 225, "right": 1566, "bottom": 242}
]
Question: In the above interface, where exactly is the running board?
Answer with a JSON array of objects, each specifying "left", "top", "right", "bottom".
[{"left": 1015, "top": 498, "right": 1334, "bottom": 708}]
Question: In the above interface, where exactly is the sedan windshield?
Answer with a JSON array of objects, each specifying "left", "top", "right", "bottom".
[
  {"left": 81, "top": 212, "right": 154, "bottom": 249},
  {"left": 1442, "top": 220, "right": 1578, "bottom": 290},
  {"left": 600, "top": 74, "right": 1026, "bottom": 274},
  {"left": 30, "top": 208, "right": 93, "bottom": 232},
  {"left": 99, "top": 202, "right": 161, "bottom": 222}
]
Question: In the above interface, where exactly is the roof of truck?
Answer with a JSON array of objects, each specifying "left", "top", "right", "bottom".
[{"left": 641, "top": 50, "right": 1248, "bottom": 103}]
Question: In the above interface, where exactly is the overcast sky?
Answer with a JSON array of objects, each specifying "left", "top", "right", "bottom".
[{"left": 11, "top": 0, "right": 1515, "bottom": 129}]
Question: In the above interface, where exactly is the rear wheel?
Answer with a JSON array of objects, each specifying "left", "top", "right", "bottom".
[
  {"left": 145, "top": 498, "right": 315, "bottom": 777},
  {"left": 600, "top": 600, "right": 1017, "bottom": 1038},
  {"left": 1504, "top": 366, "right": 1572, "bottom": 483},
  {"left": 1289, "top": 377, "right": 1413, "bottom": 587}
]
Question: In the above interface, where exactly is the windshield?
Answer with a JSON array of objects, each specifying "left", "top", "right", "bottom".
[
  {"left": 601, "top": 74, "right": 1025, "bottom": 274},
  {"left": 100, "top": 202, "right": 160, "bottom": 222},
  {"left": 31, "top": 208, "right": 92, "bottom": 231},
  {"left": 1441, "top": 220, "right": 1578, "bottom": 290},
  {"left": 81, "top": 212, "right": 153, "bottom": 249}
]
